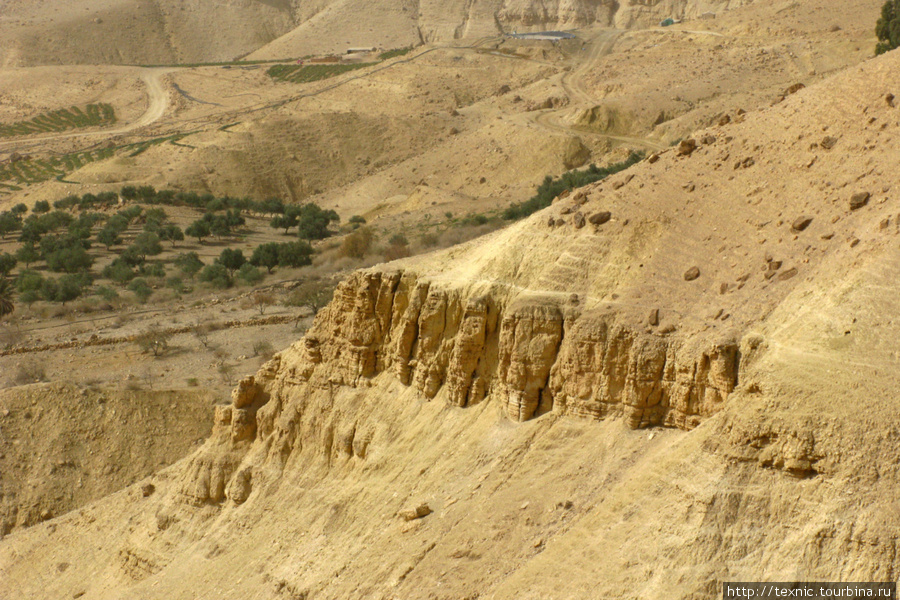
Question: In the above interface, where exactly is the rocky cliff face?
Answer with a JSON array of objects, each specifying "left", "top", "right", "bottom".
[
  {"left": 495, "top": 0, "right": 754, "bottom": 30},
  {"left": 181, "top": 267, "right": 741, "bottom": 505},
  {"left": 278, "top": 269, "right": 738, "bottom": 429}
]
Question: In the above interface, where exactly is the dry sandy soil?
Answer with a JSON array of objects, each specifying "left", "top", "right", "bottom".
[{"left": 0, "top": 0, "right": 898, "bottom": 598}]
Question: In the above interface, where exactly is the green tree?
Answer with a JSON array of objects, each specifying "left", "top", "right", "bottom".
[
  {"left": 137, "top": 185, "right": 157, "bottom": 201},
  {"left": 18, "top": 217, "right": 48, "bottom": 244},
  {"left": 216, "top": 248, "right": 246, "bottom": 276},
  {"left": 40, "top": 211, "right": 75, "bottom": 231},
  {"left": 278, "top": 241, "right": 314, "bottom": 268},
  {"left": 159, "top": 224, "right": 184, "bottom": 246},
  {"left": 39, "top": 274, "right": 87, "bottom": 304},
  {"left": 271, "top": 213, "right": 298, "bottom": 234},
  {"left": 16, "top": 270, "right": 44, "bottom": 294},
  {"left": 130, "top": 232, "right": 163, "bottom": 262},
  {"left": 96, "top": 227, "right": 122, "bottom": 250},
  {"left": 271, "top": 204, "right": 303, "bottom": 234},
  {"left": 165, "top": 276, "right": 185, "bottom": 294},
  {"left": 175, "top": 252, "right": 204, "bottom": 280},
  {"left": 250, "top": 242, "right": 281, "bottom": 273},
  {"left": 46, "top": 246, "right": 93, "bottom": 273},
  {"left": 117, "top": 205, "right": 143, "bottom": 224},
  {"left": 15, "top": 243, "right": 39, "bottom": 268},
  {"left": 96, "top": 285, "right": 119, "bottom": 302},
  {"left": 138, "top": 262, "right": 165, "bottom": 278},
  {"left": 877, "top": 0, "right": 900, "bottom": 54},
  {"left": 258, "top": 197, "right": 285, "bottom": 216},
  {"left": 503, "top": 152, "right": 644, "bottom": 220},
  {"left": 0, "top": 212, "right": 22, "bottom": 238},
  {"left": 186, "top": 219, "right": 211, "bottom": 243},
  {"left": 53, "top": 196, "right": 78, "bottom": 210},
  {"left": 120, "top": 246, "right": 145, "bottom": 267},
  {"left": 102, "top": 259, "right": 137, "bottom": 286},
  {"left": 120, "top": 185, "right": 139, "bottom": 200},
  {"left": 297, "top": 203, "right": 339, "bottom": 240},
  {"left": 199, "top": 264, "right": 232, "bottom": 289},
  {"left": 0, "top": 253, "right": 17, "bottom": 277},
  {"left": 72, "top": 212, "right": 105, "bottom": 232},
  {"left": 54, "top": 274, "right": 88, "bottom": 304},
  {"left": 0, "top": 278, "right": 13, "bottom": 319},
  {"left": 106, "top": 214, "right": 129, "bottom": 233},
  {"left": 32, "top": 200, "right": 51, "bottom": 214},
  {"left": 236, "top": 264, "right": 263, "bottom": 286},
  {"left": 11, "top": 204, "right": 28, "bottom": 216},
  {"left": 209, "top": 215, "right": 231, "bottom": 239},
  {"left": 127, "top": 278, "right": 153, "bottom": 303},
  {"left": 143, "top": 208, "right": 168, "bottom": 228}
]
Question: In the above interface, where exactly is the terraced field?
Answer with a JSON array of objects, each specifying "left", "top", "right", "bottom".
[
  {"left": 0, "top": 104, "right": 116, "bottom": 138},
  {"left": 267, "top": 62, "right": 376, "bottom": 84},
  {"left": 0, "top": 135, "right": 189, "bottom": 189}
]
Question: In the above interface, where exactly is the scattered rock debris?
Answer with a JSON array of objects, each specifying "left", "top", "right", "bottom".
[
  {"left": 399, "top": 503, "right": 432, "bottom": 521},
  {"left": 588, "top": 211, "right": 611, "bottom": 225},
  {"left": 677, "top": 139, "right": 697, "bottom": 156},
  {"left": 849, "top": 192, "right": 870, "bottom": 211},
  {"left": 820, "top": 136, "right": 838, "bottom": 150},
  {"left": 792, "top": 216, "right": 813, "bottom": 232}
]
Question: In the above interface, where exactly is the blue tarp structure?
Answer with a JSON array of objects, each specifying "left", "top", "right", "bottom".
[{"left": 660, "top": 18, "right": 675, "bottom": 26}]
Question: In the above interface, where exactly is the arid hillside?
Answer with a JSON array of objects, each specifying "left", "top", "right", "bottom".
[
  {"left": 0, "top": 0, "right": 299, "bottom": 67},
  {"left": 1, "top": 0, "right": 879, "bottom": 234},
  {"left": 0, "top": 383, "right": 215, "bottom": 535},
  {"left": 2, "top": 37, "right": 899, "bottom": 600},
  {"left": 248, "top": 0, "right": 758, "bottom": 61},
  {"left": 2, "top": 0, "right": 758, "bottom": 67}
]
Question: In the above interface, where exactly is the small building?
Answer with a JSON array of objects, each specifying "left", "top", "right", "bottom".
[{"left": 347, "top": 47, "right": 376, "bottom": 54}]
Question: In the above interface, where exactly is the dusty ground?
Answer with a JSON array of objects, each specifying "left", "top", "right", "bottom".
[{"left": 0, "top": 382, "right": 215, "bottom": 535}]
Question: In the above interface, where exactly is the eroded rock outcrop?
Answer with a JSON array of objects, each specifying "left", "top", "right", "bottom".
[
  {"left": 270, "top": 269, "right": 739, "bottom": 430},
  {"left": 177, "top": 268, "right": 742, "bottom": 506}
]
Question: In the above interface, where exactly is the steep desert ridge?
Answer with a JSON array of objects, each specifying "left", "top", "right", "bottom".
[
  {"left": 0, "top": 0, "right": 758, "bottom": 67},
  {"left": 3, "top": 49, "right": 900, "bottom": 600},
  {"left": 247, "top": 0, "right": 756, "bottom": 61}
]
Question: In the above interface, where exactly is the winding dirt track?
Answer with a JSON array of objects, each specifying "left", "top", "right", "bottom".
[
  {"left": 512, "top": 29, "right": 668, "bottom": 152},
  {"left": 0, "top": 68, "right": 171, "bottom": 150}
]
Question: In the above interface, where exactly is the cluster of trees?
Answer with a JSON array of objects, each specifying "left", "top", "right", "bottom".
[
  {"left": 877, "top": 0, "right": 900, "bottom": 54},
  {"left": 0, "top": 188, "right": 341, "bottom": 312},
  {"left": 270, "top": 203, "right": 339, "bottom": 239},
  {"left": 502, "top": 152, "right": 644, "bottom": 221},
  {"left": 192, "top": 241, "right": 315, "bottom": 289},
  {"left": 184, "top": 210, "right": 244, "bottom": 242}
]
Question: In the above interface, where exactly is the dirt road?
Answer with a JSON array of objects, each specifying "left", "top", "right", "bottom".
[{"left": 0, "top": 68, "right": 171, "bottom": 150}]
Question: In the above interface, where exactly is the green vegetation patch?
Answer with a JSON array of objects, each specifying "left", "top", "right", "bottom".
[
  {"left": 379, "top": 47, "right": 413, "bottom": 61},
  {"left": 876, "top": 0, "right": 900, "bottom": 54},
  {"left": 0, "top": 148, "right": 116, "bottom": 187},
  {"left": 267, "top": 62, "right": 377, "bottom": 84},
  {"left": 503, "top": 152, "right": 645, "bottom": 221},
  {"left": 0, "top": 104, "right": 117, "bottom": 138}
]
